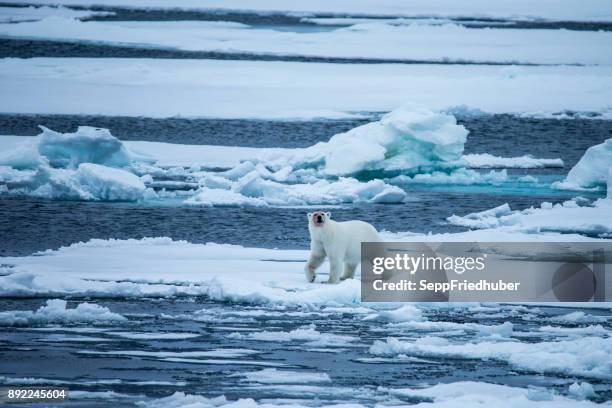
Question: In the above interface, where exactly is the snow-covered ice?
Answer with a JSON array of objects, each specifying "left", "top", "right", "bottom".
[
  {"left": 238, "top": 368, "right": 331, "bottom": 384},
  {"left": 464, "top": 153, "right": 563, "bottom": 169},
  {"left": 3, "top": 18, "right": 612, "bottom": 65},
  {"left": 0, "top": 5, "right": 112, "bottom": 23},
  {"left": 370, "top": 335, "right": 612, "bottom": 379},
  {"left": 229, "top": 324, "right": 357, "bottom": 347},
  {"left": 1, "top": 58, "right": 611, "bottom": 119},
  {"left": 0, "top": 299, "right": 126, "bottom": 326},
  {"left": 18, "top": 0, "right": 612, "bottom": 23},
  {"left": 389, "top": 381, "right": 603, "bottom": 407},
  {"left": 554, "top": 138, "right": 612, "bottom": 191},
  {"left": 255, "top": 104, "right": 468, "bottom": 177},
  {"left": 0, "top": 105, "right": 579, "bottom": 205},
  {"left": 0, "top": 229, "right": 608, "bottom": 302},
  {"left": 447, "top": 198, "right": 612, "bottom": 237}
]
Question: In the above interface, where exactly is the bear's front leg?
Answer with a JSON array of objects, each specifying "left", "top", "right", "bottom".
[
  {"left": 326, "top": 257, "right": 343, "bottom": 284},
  {"left": 341, "top": 263, "right": 357, "bottom": 280},
  {"left": 305, "top": 252, "right": 325, "bottom": 283}
]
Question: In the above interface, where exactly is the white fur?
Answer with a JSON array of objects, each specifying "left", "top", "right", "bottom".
[{"left": 305, "top": 212, "right": 380, "bottom": 284}]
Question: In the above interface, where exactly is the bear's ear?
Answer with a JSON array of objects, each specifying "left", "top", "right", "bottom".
[
  {"left": 307, "top": 212, "right": 312, "bottom": 219},
  {"left": 326, "top": 212, "right": 331, "bottom": 219}
]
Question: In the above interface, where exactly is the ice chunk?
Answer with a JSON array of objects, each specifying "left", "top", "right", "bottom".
[
  {"left": 259, "top": 104, "right": 467, "bottom": 177},
  {"left": 0, "top": 5, "right": 113, "bottom": 23},
  {"left": 41, "top": 126, "right": 134, "bottom": 169},
  {"left": 392, "top": 168, "right": 507, "bottom": 185},
  {"left": 370, "top": 335, "right": 612, "bottom": 379},
  {"left": 390, "top": 381, "right": 601, "bottom": 407},
  {"left": 239, "top": 368, "right": 331, "bottom": 384},
  {"left": 230, "top": 324, "right": 357, "bottom": 347},
  {"left": 464, "top": 153, "right": 563, "bottom": 169},
  {"left": 16, "top": 163, "right": 147, "bottom": 201},
  {"left": 0, "top": 299, "right": 126, "bottom": 326},
  {"left": 37, "top": 126, "right": 129, "bottom": 167},
  {"left": 447, "top": 204, "right": 513, "bottom": 229},
  {"left": 568, "top": 381, "right": 596, "bottom": 400},
  {"left": 188, "top": 174, "right": 405, "bottom": 206},
  {"left": 364, "top": 305, "right": 423, "bottom": 322},
  {"left": 447, "top": 199, "right": 612, "bottom": 237},
  {"left": 0, "top": 127, "right": 150, "bottom": 201},
  {"left": 554, "top": 138, "right": 612, "bottom": 191},
  {"left": 73, "top": 163, "right": 146, "bottom": 201},
  {"left": 185, "top": 187, "right": 266, "bottom": 207}
]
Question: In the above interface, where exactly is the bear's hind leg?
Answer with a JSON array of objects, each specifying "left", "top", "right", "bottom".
[{"left": 341, "top": 263, "right": 357, "bottom": 280}]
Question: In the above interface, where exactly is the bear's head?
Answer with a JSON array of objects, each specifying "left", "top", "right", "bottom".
[{"left": 307, "top": 211, "right": 331, "bottom": 228}]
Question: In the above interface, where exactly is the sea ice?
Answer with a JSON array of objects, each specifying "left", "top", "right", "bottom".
[
  {"left": 554, "top": 138, "right": 612, "bottom": 191},
  {"left": 0, "top": 299, "right": 126, "bottom": 326},
  {"left": 229, "top": 324, "right": 357, "bottom": 347},
  {"left": 1, "top": 58, "right": 611, "bottom": 119},
  {"left": 238, "top": 368, "right": 331, "bottom": 384},
  {"left": 464, "top": 153, "right": 563, "bottom": 169},
  {"left": 0, "top": 5, "right": 112, "bottom": 23},
  {"left": 568, "top": 382, "right": 596, "bottom": 400},
  {"left": 447, "top": 198, "right": 612, "bottom": 237},
  {"left": 370, "top": 335, "right": 612, "bottom": 379},
  {"left": 0, "top": 127, "right": 150, "bottom": 201},
  {"left": 4, "top": 16, "right": 612, "bottom": 65},
  {"left": 390, "top": 381, "right": 602, "bottom": 407},
  {"left": 256, "top": 104, "right": 467, "bottom": 177}
]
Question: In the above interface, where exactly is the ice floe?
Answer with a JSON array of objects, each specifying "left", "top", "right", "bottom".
[
  {"left": 568, "top": 382, "right": 596, "bottom": 400},
  {"left": 228, "top": 324, "right": 357, "bottom": 347},
  {"left": 238, "top": 368, "right": 331, "bottom": 384},
  {"left": 370, "top": 335, "right": 612, "bottom": 379},
  {"left": 1, "top": 232, "right": 608, "bottom": 302},
  {"left": 447, "top": 198, "right": 612, "bottom": 237},
  {"left": 256, "top": 104, "right": 467, "bottom": 177},
  {"left": 3, "top": 16, "right": 612, "bottom": 65},
  {"left": 106, "top": 331, "right": 201, "bottom": 340},
  {"left": 1, "top": 58, "right": 612, "bottom": 120},
  {"left": 0, "top": 127, "right": 152, "bottom": 201},
  {"left": 16, "top": 0, "right": 612, "bottom": 23},
  {"left": 554, "top": 138, "right": 612, "bottom": 191},
  {"left": 464, "top": 153, "right": 563, "bottom": 169},
  {"left": 0, "top": 299, "right": 126, "bottom": 326},
  {"left": 0, "top": 5, "right": 112, "bottom": 23},
  {"left": 389, "top": 381, "right": 603, "bottom": 407}
]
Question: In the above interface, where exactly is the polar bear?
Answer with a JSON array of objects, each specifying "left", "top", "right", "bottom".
[{"left": 305, "top": 211, "right": 380, "bottom": 284}]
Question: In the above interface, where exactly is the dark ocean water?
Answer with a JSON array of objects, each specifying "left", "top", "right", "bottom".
[{"left": 0, "top": 38, "right": 553, "bottom": 65}]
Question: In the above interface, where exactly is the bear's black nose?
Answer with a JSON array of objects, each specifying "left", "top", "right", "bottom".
[{"left": 317, "top": 215, "right": 323, "bottom": 223}]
